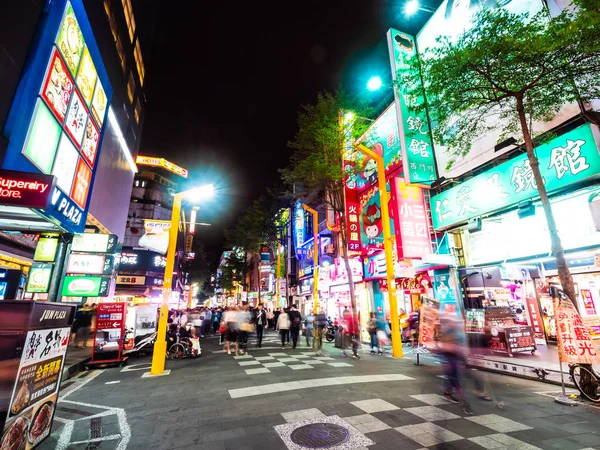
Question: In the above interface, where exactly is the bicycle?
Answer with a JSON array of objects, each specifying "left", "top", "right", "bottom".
[{"left": 569, "top": 363, "right": 600, "bottom": 403}]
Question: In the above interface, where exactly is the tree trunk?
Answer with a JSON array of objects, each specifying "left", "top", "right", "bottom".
[{"left": 515, "top": 96, "right": 578, "bottom": 310}]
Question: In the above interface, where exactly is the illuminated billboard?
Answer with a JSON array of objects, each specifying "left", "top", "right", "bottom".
[
  {"left": 2, "top": 0, "right": 112, "bottom": 233},
  {"left": 136, "top": 156, "right": 188, "bottom": 178}
]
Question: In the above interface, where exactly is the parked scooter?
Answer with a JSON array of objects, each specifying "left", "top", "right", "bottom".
[{"left": 325, "top": 323, "right": 338, "bottom": 342}]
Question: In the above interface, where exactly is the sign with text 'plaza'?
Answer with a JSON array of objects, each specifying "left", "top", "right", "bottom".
[{"left": 430, "top": 124, "right": 600, "bottom": 230}]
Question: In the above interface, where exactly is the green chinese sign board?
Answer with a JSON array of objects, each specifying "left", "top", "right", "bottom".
[
  {"left": 26, "top": 263, "right": 53, "bottom": 293},
  {"left": 430, "top": 123, "right": 600, "bottom": 230},
  {"left": 387, "top": 28, "right": 437, "bottom": 186},
  {"left": 356, "top": 104, "right": 402, "bottom": 191},
  {"left": 62, "top": 275, "right": 111, "bottom": 297}
]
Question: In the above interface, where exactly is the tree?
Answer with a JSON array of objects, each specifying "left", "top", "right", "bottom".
[
  {"left": 281, "top": 91, "right": 371, "bottom": 320},
  {"left": 218, "top": 250, "right": 246, "bottom": 298},
  {"left": 416, "top": 3, "right": 600, "bottom": 309}
]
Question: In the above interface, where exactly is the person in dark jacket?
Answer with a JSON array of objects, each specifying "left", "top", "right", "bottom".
[
  {"left": 255, "top": 304, "right": 267, "bottom": 348},
  {"left": 288, "top": 305, "right": 302, "bottom": 349}
]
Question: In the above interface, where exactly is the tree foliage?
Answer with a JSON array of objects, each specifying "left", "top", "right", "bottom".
[
  {"left": 415, "top": 3, "right": 600, "bottom": 308},
  {"left": 218, "top": 250, "right": 246, "bottom": 294}
]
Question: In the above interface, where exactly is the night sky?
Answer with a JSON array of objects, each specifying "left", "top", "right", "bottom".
[{"left": 140, "top": 0, "right": 439, "bottom": 264}]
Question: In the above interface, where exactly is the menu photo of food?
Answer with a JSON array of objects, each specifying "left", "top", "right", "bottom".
[
  {"left": 41, "top": 49, "right": 73, "bottom": 123},
  {"left": 1, "top": 416, "right": 29, "bottom": 450},
  {"left": 27, "top": 400, "right": 54, "bottom": 446},
  {"left": 81, "top": 119, "right": 99, "bottom": 168},
  {"left": 75, "top": 46, "right": 97, "bottom": 106},
  {"left": 65, "top": 89, "right": 88, "bottom": 147},
  {"left": 55, "top": 2, "right": 84, "bottom": 76}
]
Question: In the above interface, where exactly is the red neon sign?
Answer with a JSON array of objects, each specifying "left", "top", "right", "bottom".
[{"left": 0, "top": 170, "right": 55, "bottom": 209}]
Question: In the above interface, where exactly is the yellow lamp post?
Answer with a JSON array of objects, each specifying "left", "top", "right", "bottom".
[
  {"left": 356, "top": 144, "right": 403, "bottom": 358},
  {"left": 150, "top": 184, "right": 215, "bottom": 376},
  {"left": 301, "top": 204, "right": 319, "bottom": 314}
]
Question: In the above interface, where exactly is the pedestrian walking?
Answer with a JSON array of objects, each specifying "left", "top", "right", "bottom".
[
  {"left": 266, "top": 308, "right": 274, "bottom": 329},
  {"left": 213, "top": 308, "right": 222, "bottom": 335},
  {"left": 288, "top": 304, "right": 302, "bottom": 349},
  {"left": 276, "top": 308, "right": 290, "bottom": 349},
  {"left": 341, "top": 309, "right": 360, "bottom": 358},
  {"left": 237, "top": 305, "right": 253, "bottom": 355},
  {"left": 367, "top": 312, "right": 383, "bottom": 354},
  {"left": 313, "top": 309, "right": 328, "bottom": 355},
  {"left": 304, "top": 312, "right": 314, "bottom": 348},
  {"left": 255, "top": 304, "right": 267, "bottom": 348},
  {"left": 223, "top": 306, "right": 239, "bottom": 356}
]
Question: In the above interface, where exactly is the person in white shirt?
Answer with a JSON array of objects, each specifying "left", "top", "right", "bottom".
[
  {"left": 276, "top": 308, "right": 291, "bottom": 349},
  {"left": 223, "top": 307, "right": 239, "bottom": 355}
]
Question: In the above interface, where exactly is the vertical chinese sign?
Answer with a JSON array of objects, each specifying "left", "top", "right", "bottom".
[
  {"left": 342, "top": 113, "right": 362, "bottom": 253},
  {"left": 554, "top": 295, "right": 600, "bottom": 365},
  {"left": 359, "top": 185, "right": 384, "bottom": 253},
  {"left": 387, "top": 28, "right": 437, "bottom": 186},
  {"left": 391, "top": 178, "right": 431, "bottom": 258}
]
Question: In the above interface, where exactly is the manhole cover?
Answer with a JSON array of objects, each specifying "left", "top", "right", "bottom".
[{"left": 290, "top": 422, "right": 350, "bottom": 448}]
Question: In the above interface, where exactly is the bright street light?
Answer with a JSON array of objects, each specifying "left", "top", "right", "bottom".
[
  {"left": 405, "top": 0, "right": 434, "bottom": 16},
  {"left": 344, "top": 111, "right": 355, "bottom": 122},
  {"left": 182, "top": 183, "right": 214, "bottom": 202},
  {"left": 405, "top": 0, "right": 420, "bottom": 15},
  {"left": 366, "top": 76, "right": 383, "bottom": 92}
]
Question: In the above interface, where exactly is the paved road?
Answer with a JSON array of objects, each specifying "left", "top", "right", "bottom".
[{"left": 40, "top": 332, "right": 600, "bottom": 450}]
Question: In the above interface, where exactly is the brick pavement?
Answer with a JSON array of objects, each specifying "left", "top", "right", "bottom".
[{"left": 39, "top": 331, "right": 600, "bottom": 450}]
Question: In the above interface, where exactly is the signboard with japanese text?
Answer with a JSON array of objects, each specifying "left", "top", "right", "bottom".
[
  {"left": 554, "top": 293, "right": 600, "bottom": 364},
  {"left": 431, "top": 124, "right": 600, "bottom": 230},
  {"left": 400, "top": 274, "right": 431, "bottom": 294},
  {"left": 0, "top": 170, "right": 55, "bottom": 209},
  {"left": 61, "top": 275, "right": 110, "bottom": 297},
  {"left": 116, "top": 275, "right": 146, "bottom": 285},
  {"left": 71, "top": 233, "right": 117, "bottom": 254},
  {"left": 525, "top": 297, "right": 546, "bottom": 343},
  {"left": 418, "top": 296, "right": 440, "bottom": 347},
  {"left": 391, "top": 178, "right": 431, "bottom": 259},
  {"left": 387, "top": 28, "right": 437, "bottom": 186},
  {"left": 1, "top": 0, "right": 112, "bottom": 234},
  {"left": 92, "top": 302, "right": 125, "bottom": 364},
  {"left": 66, "top": 253, "right": 113, "bottom": 275},
  {"left": 345, "top": 184, "right": 361, "bottom": 252},
  {"left": 1, "top": 301, "right": 74, "bottom": 450},
  {"left": 465, "top": 309, "right": 485, "bottom": 334},
  {"left": 117, "top": 250, "right": 166, "bottom": 274},
  {"left": 355, "top": 104, "right": 402, "bottom": 192}
]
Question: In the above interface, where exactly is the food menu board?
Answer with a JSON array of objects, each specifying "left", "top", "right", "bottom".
[
  {"left": 504, "top": 326, "right": 536, "bottom": 354},
  {"left": 465, "top": 309, "right": 485, "bottom": 334},
  {"left": 0, "top": 302, "right": 75, "bottom": 450}
]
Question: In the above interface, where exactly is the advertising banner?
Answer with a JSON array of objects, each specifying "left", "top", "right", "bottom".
[
  {"left": 525, "top": 297, "right": 546, "bottom": 344},
  {"left": 2, "top": 1, "right": 113, "bottom": 234},
  {"left": 33, "top": 236, "right": 59, "bottom": 262},
  {"left": 387, "top": 29, "right": 437, "bottom": 186},
  {"left": 92, "top": 302, "right": 125, "bottom": 364},
  {"left": 139, "top": 220, "right": 170, "bottom": 255},
  {"left": 116, "top": 275, "right": 146, "bottom": 285},
  {"left": 66, "top": 253, "right": 113, "bottom": 275},
  {"left": 504, "top": 326, "right": 536, "bottom": 354},
  {"left": 0, "top": 170, "right": 55, "bottom": 209},
  {"left": 359, "top": 185, "right": 384, "bottom": 252},
  {"left": 117, "top": 250, "right": 166, "bottom": 274},
  {"left": 430, "top": 123, "right": 600, "bottom": 230},
  {"left": 293, "top": 202, "right": 306, "bottom": 260},
  {"left": 418, "top": 296, "right": 440, "bottom": 347},
  {"left": 135, "top": 156, "right": 188, "bottom": 178},
  {"left": 465, "top": 309, "right": 485, "bottom": 334},
  {"left": 391, "top": 178, "right": 431, "bottom": 259},
  {"left": 1, "top": 302, "right": 74, "bottom": 450},
  {"left": 355, "top": 104, "right": 402, "bottom": 192},
  {"left": 363, "top": 252, "right": 414, "bottom": 280},
  {"left": 581, "top": 289, "right": 597, "bottom": 315},
  {"left": 554, "top": 294, "right": 600, "bottom": 365},
  {"left": 345, "top": 184, "right": 361, "bottom": 252}
]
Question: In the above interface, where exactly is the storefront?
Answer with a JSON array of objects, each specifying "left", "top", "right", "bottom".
[{"left": 430, "top": 123, "right": 600, "bottom": 359}]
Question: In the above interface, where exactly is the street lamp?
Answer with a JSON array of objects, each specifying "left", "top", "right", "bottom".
[
  {"left": 356, "top": 144, "right": 403, "bottom": 359},
  {"left": 366, "top": 76, "right": 383, "bottom": 92},
  {"left": 404, "top": 0, "right": 434, "bottom": 16},
  {"left": 149, "top": 183, "right": 214, "bottom": 376}
]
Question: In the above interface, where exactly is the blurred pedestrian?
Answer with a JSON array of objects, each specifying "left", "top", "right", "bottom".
[
  {"left": 276, "top": 307, "right": 290, "bottom": 349},
  {"left": 288, "top": 304, "right": 302, "bottom": 349},
  {"left": 313, "top": 308, "right": 328, "bottom": 355},
  {"left": 223, "top": 306, "right": 239, "bottom": 356},
  {"left": 213, "top": 307, "right": 222, "bottom": 335},
  {"left": 266, "top": 308, "right": 275, "bottom": 329},
  {"left": 255, "top": 304, "right": 267, "bottom": 348},
  {"left": 367, "top": 312, "right": 382, "bottom": 354},
  {"left": 304, "top": 311, "right": 314, "bottom": 348},
  {"left": 341, "top": 309, "right": 360, "bottom": 358},
  {"left": 238, "top": 305, "right": 253, "bottom": 355}
]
